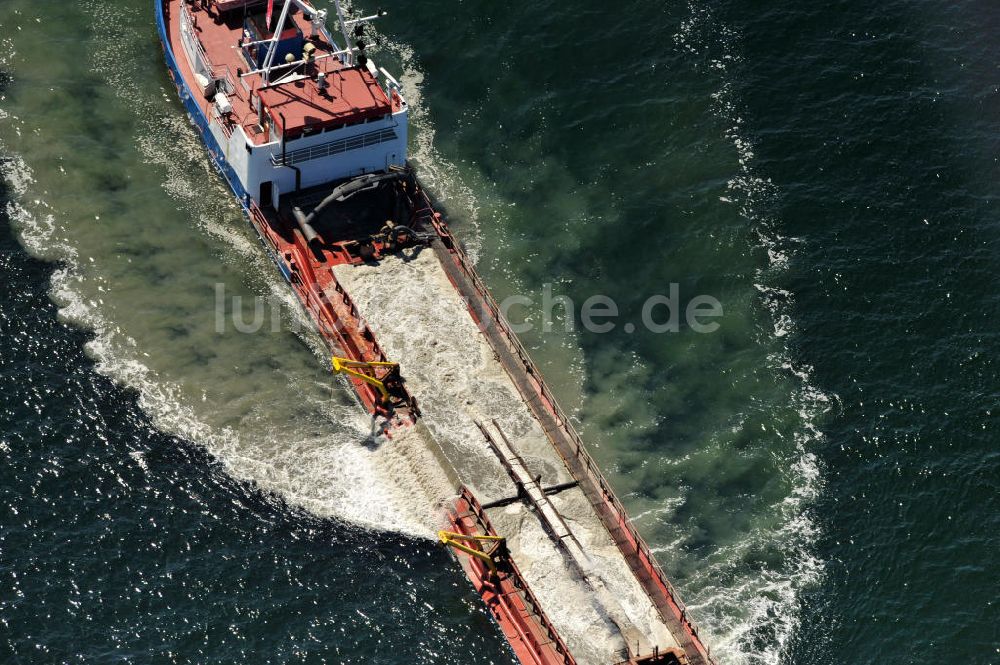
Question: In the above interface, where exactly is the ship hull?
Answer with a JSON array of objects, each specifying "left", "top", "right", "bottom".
[{"left": 156, "top": 2, "right": 718, "bottom": 664}]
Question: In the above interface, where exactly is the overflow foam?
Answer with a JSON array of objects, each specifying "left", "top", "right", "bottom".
[{"left": 672, "top": 4, "right": 832, "bottom": 664}]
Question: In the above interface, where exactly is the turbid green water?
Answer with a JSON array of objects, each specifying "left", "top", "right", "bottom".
[{"left": 1, "top": 0, "right": 996, "bottom": 663}]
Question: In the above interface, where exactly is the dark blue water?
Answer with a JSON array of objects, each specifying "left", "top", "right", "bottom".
[
  {"left": 729, "top": 2, "right": 1000, "bottom": 661},
  {"left": 1, "top": 0, "right": 998, "bottom": 663}
]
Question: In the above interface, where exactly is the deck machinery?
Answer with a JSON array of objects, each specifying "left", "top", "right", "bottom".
[{"left": 156, "top": 1, "right": 719, "bottom": 663}]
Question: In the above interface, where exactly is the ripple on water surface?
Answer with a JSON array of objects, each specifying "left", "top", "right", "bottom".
[{"left": 0, "top": 0, "right": 852, "bottom": 663}]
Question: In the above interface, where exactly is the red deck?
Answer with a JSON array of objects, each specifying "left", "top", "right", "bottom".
[
  {"left": 258, "top": 68, "right": 391, "bottom": 138},
  {"left": 165, "top": 0, "right": 397, "bottom": 145},
  {"left": 445, "top": 488, "right": 577, "bottom": 665}
]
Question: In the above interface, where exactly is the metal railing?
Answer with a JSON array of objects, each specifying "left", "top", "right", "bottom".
[
  {"left": 456, "top": 486, "right": 577, "bottom": 665},
  {"left": 271, "top": 128, "right": 398, "bottom": 166},
  {"left": 178, "top": 3, "right": 250, "bottom": 102},
  {"left": 422, "top": 208, "right": 717, "bottom": 665}
]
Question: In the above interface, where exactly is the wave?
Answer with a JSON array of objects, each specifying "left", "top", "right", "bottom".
[
  {"left": 0, "top": 2, "right": 467, "bottom": 541},
  {"left": 1, "top": 141, "right": 441, "bottom": 539},
  {"left": 673, "top": 3, "right": 833, "bottom": 664}
]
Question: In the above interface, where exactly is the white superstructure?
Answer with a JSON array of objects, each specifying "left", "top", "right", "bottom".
[{"left": 175, "top": 0, "right": 407, "bottom": 207}]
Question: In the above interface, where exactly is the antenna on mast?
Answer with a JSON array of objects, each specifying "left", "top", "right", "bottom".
[
  {"left": 331, "top": 0, "right": 388, "bottom": 67},
  {"left": 331, "top": 0, "right": 356, "bottom": 66},
  {"left": 260, "top": 0, "right": 294, "bottom": 83}
]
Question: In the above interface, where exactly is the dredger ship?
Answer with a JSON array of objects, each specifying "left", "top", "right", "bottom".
[{"left": 157, "top": 1, "right": 718, "bottom": 663}]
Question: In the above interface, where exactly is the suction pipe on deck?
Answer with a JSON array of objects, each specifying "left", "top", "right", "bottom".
[
  {"left": 291, "top": 206, "right": 321, "bottom": 246},
  {"left": 292, "top": 173, "right": 410, "bottom": 249}
]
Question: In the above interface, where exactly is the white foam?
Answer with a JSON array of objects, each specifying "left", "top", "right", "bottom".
[
  {"left": 0, "top": 5, "right": 458, "bottom": 541},
  {"left": 334, "top": 251, "right": 681, "bottom": 662},
  {"left": 368, "top": 28, "right": 487, "bottom": 261},
  {"left": 0, "top": 138, "right": 74, "bottom": 261},
  {"left": 672, "top": 3, "right": 832, "bottom": 663},
  {"left": 46, "top": 263, "right": 441, "bottom": 537}
]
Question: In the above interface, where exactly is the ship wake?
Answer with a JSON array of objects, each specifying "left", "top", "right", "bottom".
[
  {"left": 672, "top": 3, "right": 831, "bottom": 664},
  {"left": 0, "top": 2, "right": 461, "bottom": 541}
]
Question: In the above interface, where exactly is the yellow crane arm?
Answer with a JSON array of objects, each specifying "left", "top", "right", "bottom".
[
  {"left": 438, "top": 530, "right": 505, "bottom": 574},
  {"left": 331, "top": 356, "right": 399, "bottom": 400}
]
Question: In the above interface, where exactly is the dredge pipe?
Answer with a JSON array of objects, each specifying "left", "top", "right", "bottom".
[
  {"left": 292, "top": 206, "right": 321, "bottom": 246},
  {"left": 304, "top": 171, "right": 404, "bottom": 225}
]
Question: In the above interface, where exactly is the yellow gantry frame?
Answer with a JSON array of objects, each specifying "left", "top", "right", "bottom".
[
  {"left": 331, "top": 356, "right": 399, "bottom": 401},
  {"left": 438, "top": 530, "right": 505, "bottom": 574}
]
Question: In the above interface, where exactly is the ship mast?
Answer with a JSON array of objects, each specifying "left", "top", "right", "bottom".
[
  {"left": 331, "top": 0, "right": 356, "bottom": 67},
  {"left": 259, "top": 0, "right": 297, "bottom": 77},
  {"left": 257, "top": 0, "right": 388, "bottom": 84},
  {"left": 330, "top": 0, "right": 390, "bottom": 67}
]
